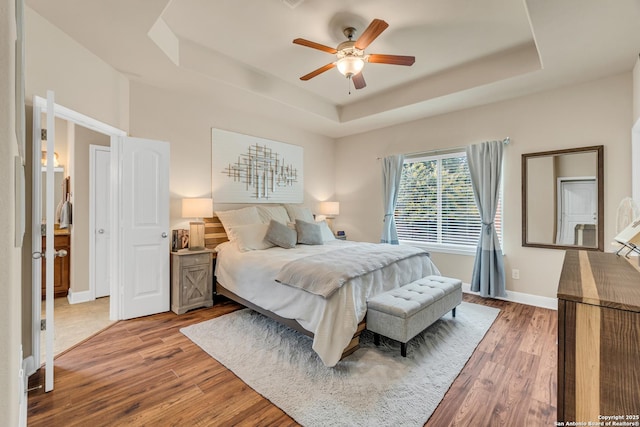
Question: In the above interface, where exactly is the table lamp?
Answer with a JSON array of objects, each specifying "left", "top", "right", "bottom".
[
  {"left": 181, "top": 198, "right": 213, "bottom": 250},
  {"left": 318, "top": 201, "right": 340, "bottom": 233}
]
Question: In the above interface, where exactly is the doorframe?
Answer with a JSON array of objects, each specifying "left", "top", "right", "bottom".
[
  {"left": 555, "top": 176, "right": 597, "bottom": 245},
  {"left": 28, "top": 97, "right": 126, "bottom": 376},
  {"left": 89, "top": 145, "right": 111, "bottom": 300}
]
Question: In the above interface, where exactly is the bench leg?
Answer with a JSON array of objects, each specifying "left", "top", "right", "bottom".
[
  {"left": 374, "top": 333, "right": 380, "bottom": 346},
  {"left": 452, "top": 307, "right": 456, "bottom": 318},
  {"left": 401, "top": 342, "right": 407, "bottom": 357}
]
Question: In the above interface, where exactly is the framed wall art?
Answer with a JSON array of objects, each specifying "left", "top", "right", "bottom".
[{"left": 212, "top": 128, "right": 303, "bottom": 203}]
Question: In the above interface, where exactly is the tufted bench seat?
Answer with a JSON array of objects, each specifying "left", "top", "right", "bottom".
[{"left": 366, "top": 275, "right": 463, "bottom": 357}]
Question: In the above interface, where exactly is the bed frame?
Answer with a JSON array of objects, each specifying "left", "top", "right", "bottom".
[{"left": 203, "top": 215, "right": 364, "bottom": 358}]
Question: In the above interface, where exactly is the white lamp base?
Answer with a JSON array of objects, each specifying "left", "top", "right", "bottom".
[{"left": 189, "top": 221, "right": 205, "bottom": 251}]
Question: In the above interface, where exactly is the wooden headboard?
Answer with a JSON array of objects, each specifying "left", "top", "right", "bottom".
[{"left": 203, "top": 216, "right": 229, "bottom": 251}]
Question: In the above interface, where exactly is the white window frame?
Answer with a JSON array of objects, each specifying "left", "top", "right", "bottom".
[{"left": 396, "top": 151, "right": 503, "bottom": 256}]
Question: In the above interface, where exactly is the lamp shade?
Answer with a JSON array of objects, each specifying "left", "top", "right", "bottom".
[
  {"left": 319, "top": 201, "right": 340, "bottom": 217},
  {"left": 182, "top": 198, "right": 213, "bottom": 219}
]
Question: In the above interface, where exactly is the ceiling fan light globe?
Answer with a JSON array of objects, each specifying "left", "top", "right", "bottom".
[{"left": 337, "top": 56, "right": 365, "bottom": 77}]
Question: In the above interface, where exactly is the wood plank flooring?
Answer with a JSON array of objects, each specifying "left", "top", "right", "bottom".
[{"left": 28, "top": 294, "right": 557, "bottom": 426}]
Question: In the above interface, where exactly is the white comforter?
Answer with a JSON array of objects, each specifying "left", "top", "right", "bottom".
[{"left": 215, "top": 240, "right": 440, "bottom": 367}]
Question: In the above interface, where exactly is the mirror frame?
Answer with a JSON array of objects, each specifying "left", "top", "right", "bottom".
[{"left": 522, "top": 145, "right": 604, "bottom": 251}]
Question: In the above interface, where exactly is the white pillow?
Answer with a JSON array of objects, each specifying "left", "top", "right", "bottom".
[
  {"left": 228, "top": 223, "right": 275, "bottom": 252},
  {"left": 215, "top": 206, "right": 262, "bottom": 239},
  {"left": 317, "top": 220, "right": 336, "bottom": 242},
  {"left": 257, "top": 205, "right": 290, "bottom": 224},
  {"left": 284, "top": 204, "right": 315, "bottom": 222}
]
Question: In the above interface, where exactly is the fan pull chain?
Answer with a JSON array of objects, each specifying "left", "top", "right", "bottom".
[{"left": 348, "top": 76, "right": 352, "bottom": 95}]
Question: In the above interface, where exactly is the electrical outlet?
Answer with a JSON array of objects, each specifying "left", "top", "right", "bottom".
[{"left": 512, "top": 269, "right": 520, "bottom": 280}]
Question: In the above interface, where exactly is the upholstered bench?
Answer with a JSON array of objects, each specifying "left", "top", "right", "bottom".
[{"left": 366, "top": 275, "right": 463, "bottom": 357}]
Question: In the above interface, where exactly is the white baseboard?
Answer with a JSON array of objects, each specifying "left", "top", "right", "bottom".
[
  {"left": 462, "top": 283, "right": 558, "bottom": 310},
  {"left": 67, "top": 289, "right": 93, "bottom": 304},
  {"left": 23, "top": 355, "right": 36, "bottom": 377},
  {"left": 19, "top": 348, "right": 28, "bottom": 427}
]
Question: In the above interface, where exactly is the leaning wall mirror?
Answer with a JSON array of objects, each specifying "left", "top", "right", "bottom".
[{"left": 522, "top": 145, "right": 604, "bottom": 251}]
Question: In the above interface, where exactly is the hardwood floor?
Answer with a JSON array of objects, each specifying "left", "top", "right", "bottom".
[{"left": 27, "top": 294, "right": 557, "bottom": 426}]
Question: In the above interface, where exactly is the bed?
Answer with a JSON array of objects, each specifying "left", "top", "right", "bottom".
[{"left": 205, "top": 206, "right": 440, "bottom": 367}]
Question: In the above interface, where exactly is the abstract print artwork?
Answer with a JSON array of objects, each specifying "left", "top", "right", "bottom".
[{"left": 212, "top": 128, "right": 303, "bottom": 203}]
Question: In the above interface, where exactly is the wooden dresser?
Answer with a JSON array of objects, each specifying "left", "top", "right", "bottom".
[{"left": 557, "top": 250, "right": 640, "bottom": 423}]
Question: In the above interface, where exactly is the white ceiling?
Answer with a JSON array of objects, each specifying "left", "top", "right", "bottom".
[{"left": 26, "top": 0, "right": 640, "bottom": 138}]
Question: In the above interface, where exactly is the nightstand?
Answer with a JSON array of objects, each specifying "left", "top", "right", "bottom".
[{"left": 170, "top": 249, "right": 214, "bottom": 314}]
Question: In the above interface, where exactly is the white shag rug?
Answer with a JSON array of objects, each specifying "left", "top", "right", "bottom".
[{"left": 181, "top": 301, "right": 499, "bottom": 427}]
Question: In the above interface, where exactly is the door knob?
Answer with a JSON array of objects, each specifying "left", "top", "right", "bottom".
[
  {"left": 161, "top": 232, "right": 168, "bottom": 238},
  {"left": 55, "top": 249, "right": 68, "bottom": 258},
  {"left": 32, "top": 252, "right": 44, "bottom": 260},
  {"left": 98, "top": 228, "right": 105, "bottom": 234}
]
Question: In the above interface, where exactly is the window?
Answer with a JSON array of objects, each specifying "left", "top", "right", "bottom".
[{"left": 395, "top": 151, "right": 502, "bottom": 254}]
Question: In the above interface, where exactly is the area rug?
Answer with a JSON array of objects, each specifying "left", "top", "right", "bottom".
[{"left": 181, "top": 302, "right": 500, "bottom": 427}]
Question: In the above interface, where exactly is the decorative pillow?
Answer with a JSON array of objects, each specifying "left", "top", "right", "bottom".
[
  {"left": 284, "top": 204, "right": 315, "bottom": 222},
  {"left": 316, "top": 220, "right": 336, "bottom": 242},
  {"left": 295, "top": 219, "right": 324, "bottom": 245},
  {"left": 228, "top": 223, "right": 275, "bottom": 252},
  {"left": 257, "top": 205, "right": 291, "bottom": 224},
  {"left": 215, "top": 206, "right": 262, "bottom": 240},
  {"left": 265, "top": 219, "right": 297, "bottom": 249}
]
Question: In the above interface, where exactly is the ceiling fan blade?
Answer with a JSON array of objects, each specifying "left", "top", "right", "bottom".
[
  {"left": 300, "top": 63, "right": 336, "bottom": 81},
  {"left": 367, "top": 54, "right": 415, "bottom": 66},
  {"left": 293, "top": 38, "right": 337, "bottom": 54},
  {"left": 354, "top": 19, "right": 389, "bottom": 50},
  {"left": 352, "top": 73, "right": 366, "bottom": 90}
]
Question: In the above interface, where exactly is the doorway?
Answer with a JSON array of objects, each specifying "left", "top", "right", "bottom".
[
  {"left": 28, "top": 96, "right": 127, "bottom": 380},
  {"left": 30, "top": 96, "right": 171, "bottom": 393},
  {"left": 556, "top": 177, "right": 597, "bottom": 245}
]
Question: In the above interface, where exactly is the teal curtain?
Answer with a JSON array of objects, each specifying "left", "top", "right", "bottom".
[
  {"left": 381, "top": 154, "right": 404, "bottom": 244},
  {"left": 466, "top": 141, "right": 506, "bottom": 297}
]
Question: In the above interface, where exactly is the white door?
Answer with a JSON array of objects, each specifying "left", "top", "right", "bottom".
[
  {"left": 30, "top": 96, "right": 44, "bottom": 384},
  {"left": 115, "top": 137, "right": 170, "bottom": 319},
  {"left": 91, "top": 145, "right": 111, "bottom": 298},
  {"left": 31, "top": 91, "right": 62, "bottom": 392},
  {"left": 557, "top": 179, "right": 597, "bottom": 245}
]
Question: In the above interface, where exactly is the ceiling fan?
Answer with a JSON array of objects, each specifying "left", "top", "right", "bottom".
[{"left": 293, "top": 18, "right": 415, "bottom": 90}]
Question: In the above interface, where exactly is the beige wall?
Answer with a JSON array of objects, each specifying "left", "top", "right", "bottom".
[
  {"left": 1, "top": 0, "right": 22, "bottom": 424},
  {"left": 128, "top": 82, "right": 337, "bottom": 230},
  {"left": 334, "top": 73, "right": 633, "bottom": 299},
  {"left": 70, "top": 125, "right": 110, "bottom": 294},
  {"left": 634, "top": 56, "right": 640, "bottom": 123},
  {"left": 526, "top": 156, "right": 555, "bottom": 243},
  {"left": 556, "top": 151, "right": 597, "bottom": 177},
  {"left": 25, "top": 7, "right": 129, "bottom": 131}
]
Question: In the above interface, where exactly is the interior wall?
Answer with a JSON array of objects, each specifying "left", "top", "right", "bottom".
[
  {"left": 128, "top": 82, "right": 336, "bottom": 230},
  {"left": 24, "top": 7, "right": 129, "bottom": 131},
  {"left": 70, "top": 125, "right": 110, "bottom": 294},
  {"left": 556, "top": 151, "right": 597, "bottom": 177},
  {"left": 634, "top": 55, "right": 640, "bottom": 123},
  {"left": 334, "top": 72, "right": 633, "bottom": 299},
  {"left": 1, "top": 0, "right": 22, "bottom": 424},
  {"left": 526, "top": 157, "right": 555, "bottom": 243}
]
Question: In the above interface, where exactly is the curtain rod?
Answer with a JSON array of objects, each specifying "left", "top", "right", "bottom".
[{"left": 377, "top": 137, "right": 510, "bottom": 160}]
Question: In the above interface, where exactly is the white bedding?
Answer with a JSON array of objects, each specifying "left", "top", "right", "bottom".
[{"left": 215, "top": 240, "right": 440, "bottom": 367}]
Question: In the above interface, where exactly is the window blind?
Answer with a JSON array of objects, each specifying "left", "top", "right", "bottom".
[{"left": 395, "top": 152, "right": 502, "bottom": 250}]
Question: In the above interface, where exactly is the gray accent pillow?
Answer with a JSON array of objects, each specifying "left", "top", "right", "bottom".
[
  {"left": 295, "top": 219, "right": 324, "bottom": 245},
  {"left": 265, "top": 220, "right": 297, "bottom": 249}
]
